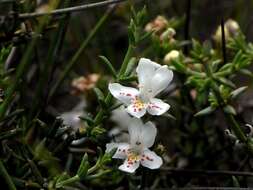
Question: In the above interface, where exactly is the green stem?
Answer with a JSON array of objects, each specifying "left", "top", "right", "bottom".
[
  {"left": 48, "top": 6, "right": 114, "bottom": 101},
  {"left": 93, "top": 44, "right": 135, "bottom": 126},
  {"left": 118, "top": 44, "right": 134, "bottom": 77},
  {"left": 0, "top": 160, "right": 16, "bottom": 190},
  {"left": 85, "top": 170, "right": 111, "bottom": 180},
  {"left": 225, "top": 114, "right": 253, "bottom": 155},
  {"left": 0, "top": 2, "right": 59, "bottom": 121},
  {"left": 226, "top": 114, "right": 247, "bottom": 142},
  {"left": 203, "top": 61, "right": 253, "bottom": 155},
  {"left": 56, "top": 175, "right": 80, "bottom": 188},
  {"left": 87, "top": 160, "right": 101, "bottom": 175},
  {"left": 30, "top": 0, "right": 72, "bottom": 117}
]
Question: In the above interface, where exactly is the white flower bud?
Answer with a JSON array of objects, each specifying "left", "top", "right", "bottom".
[
  {"left": 225, "top": 19, "right": 240, "bottom": 36},
  {"left": 164, "top": 50, "right": 180, "bottom": 64},
  {"left": 160, "top": 27, "right": 176, "bottom": 41},
  {"left": 213, "top": 19, "right": 240, "bottom": 43}
]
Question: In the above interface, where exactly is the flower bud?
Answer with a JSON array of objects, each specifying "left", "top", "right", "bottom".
[
  {"left": 71, "top": 74, "right": 100, "bottom": 95},
  {"left": 145, "top": 15, "right": 168, "bottom": 34},
  {"left": 226, "top": 19, "right": 240, "bottom": 36},
  {"left": 164, "top": 50, "right": 180, "bottom": 64},
  {"left": 213, "top": 19, "right": 240, "bottom": 43},
  {"left": 160, "top": 27, "right": 176, "bottom": 41}
]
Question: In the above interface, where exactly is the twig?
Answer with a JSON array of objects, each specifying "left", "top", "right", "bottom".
[
  {"left": 0, "top": 160, "right": 17, "bottom": 190},
  {"left": 161, "top": 167, "right": 253, "bottom": 177},
  {"left": 47, "top": 4, "right": 116, "bottom": 102},
  {"left": 18, "top": 0, "right": 128, "bottom": 19},
  {"left": 4, "top": 47, "right": 17, "bottom": 70},
  {"left": 155, "top": 188, "right": 253, "bottom": 190},
  {"left": 221, "top": 17, "right": 227, "bottom": 64},
  {"left": 183, "top": 0, "right": 191, "bottom": 55}
]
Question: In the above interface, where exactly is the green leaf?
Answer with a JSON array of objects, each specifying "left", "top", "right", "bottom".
[
  {"left": 79, "top": 115, "right": 94, "bottom": 126},
  {"left": 77, "top": 153, "right": 89, "bottom": 179},
  {"left": 118, "top": 76, "right": 137, "bottom": 83},
  {"left": 230, "top": 86, "right": 248, "bottom": 99},
  {"left": 215, "top": 77, "right": 236, "bottom": 88},
  {"left": 91, "top": 126, "right": 106, "bottom": 138},
  {"left": 194, "top": 106, "right": 215, "bottom": 117},
  {"left": 239, "top": 69, "right": 253, "bottom": 77},
  {"left": 171, "top": 59, "right": 186, "bottom": 73},
  {"left": 136, "top": 6, "right": 147, "bottom": 25},
  {"left": 99, "top": 56, "right": 117, "bottom": 78},
  {"left": 232, "top": 176, "right": 240, "bottom": 187},
  {"left": 94, "top": 88, "right": 107, "bottom": 109},
  {"left": 128, "top": 19, "right": 136, "bottom": 45},
  {"left": 163, "top": 113, "right": 177, "bottom": 120},
  {"left": 101, "top": 147, "right": 117, "bottom": 164},
  {"left": 223, "top": 105, "right": 236, "bottom": 115},
  {"left": 218, "top": 63, "right": 233, "bottom": 73},
  {"left": 124, "top": 57, "right": 137, "bottom": 76},
  {"left": 94, "top": 88, "right": 106, "bottom": 105}
]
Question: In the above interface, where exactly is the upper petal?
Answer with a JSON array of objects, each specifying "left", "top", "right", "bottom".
[
  {"left": 136, "top": 58, "right": 161, "bottom": 94},
  {"left": 108, "top": 83, "right": 139, "bottom": 105},
  {"left": 140, "top": 149, "right": 163, "bottom": 169},
  {"left": 128, "top": 118, "right": 144, "bottom": 146},
  {"left": 119, "top": 159, "right": 140, "bottom": 173},
  {"left": 139, "top": 121, "right": 157, "bottom": 148},
  {"left": 147, "top": 98, "right": 170, "bottom": 116},
  {"left": 106, "top": 143, "right": 129, "bottom": 159},
  {"left": 150, "top": 65, "right": 173, "bottom": 97}
]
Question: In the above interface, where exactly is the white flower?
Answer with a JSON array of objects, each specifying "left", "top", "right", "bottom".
[
  {"left": 109, "top": 58, "right": 173, "bottom": 118},
  {"left": 106, "top": 119, "right": 162, "bottom": 173},
  {"left": 60, "top": 100, "right": 86, "bottom": 131},
  {"left": 109, "top": 106, "right": 132, "bottom": 142}
]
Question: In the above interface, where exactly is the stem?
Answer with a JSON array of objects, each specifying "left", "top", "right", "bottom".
[
  {"left": 221, "top": 17, "right": 227, "bottom": 64},
  {"left": 225, "top": 114, "right": 253, "bottom": 155},
  {"left": 18, "top": 0, "right": 128, "bottom": 19},
  {"left": 93, "top": 44, "right": 135, "bottom": 126},
  {"left": 56, "top": 175, "right": 80, "bottom": 188},
  {"left": 118, "top": 44, "right": 134, "bottom": 77},
  {"left": 85, "top": 170, "right": 111, "bottom": 180},
  {"left": 0, "top": 2, "right": 59, "bottom": 121},
  {"left": 48, "top": 6, "right": 114, "bottom": 102},
  {"left": 203, "top": 62, "right": 253, "bottom": 155},
  {"left": 161, "top": 167, "right": 253, "bottom": 177},
  {"left": 183, "top": 0, "right": 192, "bottom": 55},
  {"left": 87, "top": 160, "right": 101, "bottom": 175},
  {"left": 0, "top": 160, "right": 16, "bottom": 190},
  {"left": 226, "top": 114, "right": 247, "bottom": 143},
  {"left": 30, "top": 0, "right": 72, "bottom": 118}
]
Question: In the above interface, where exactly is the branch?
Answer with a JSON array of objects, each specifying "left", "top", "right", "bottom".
[
  {"left": 18, "top": 0, "right": 128, "bottom": 19},
  {"left": 161, "top": 167, "right": 253, "bottom": 177},
  {"left": 0, "top": 160, "right": 16, "bottom": 190}
]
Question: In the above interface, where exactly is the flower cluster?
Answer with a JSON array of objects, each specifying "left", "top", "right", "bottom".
[{"left": 107, "top": 58, "right": 173, "bottom": 173}]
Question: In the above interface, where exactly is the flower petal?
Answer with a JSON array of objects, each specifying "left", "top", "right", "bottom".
[
  {"left": 151, "top": 65, "right": 173, "bottom": 97},
  {"left": 147, "top": 98, "right": 170, "bottom": 116},
  {"left": 140, "top": 121, "right": 157, "bottom": 148},
  {"left": 140, "top": 149, "right": 163, "bottom": 169},
  {"left": 106, "top": 143, "right": 129, "bottom": 159},
  {"left": 136, "top": 58, "right": 161, "bottom": 95},
  {"left": 119, "top": 159, "right": 140, "bottom": 173},
  {"left": 127, "top": 104, "right": 146, "bottom": 118},
  {"left": 128, "top": 118, "right": 143, "bottom": 146},
  {"left": 108, "top": 83, "right": 139, "bottom": 105}
]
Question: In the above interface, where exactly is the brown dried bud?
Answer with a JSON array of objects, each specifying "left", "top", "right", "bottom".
[
  {"left": 71, "top": 73, "right": 100, "bottom": 95},
  {"left": 145, "top": 15, "right": 168, "bottom": 34}
]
